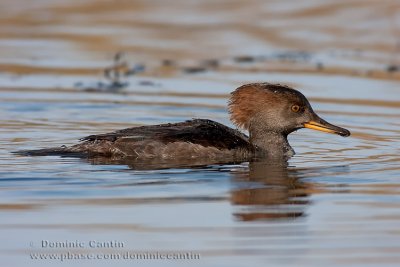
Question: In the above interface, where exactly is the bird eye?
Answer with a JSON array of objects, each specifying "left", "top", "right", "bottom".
[{"left": 291, "top": 104, "right": 301, "bottom": 113}]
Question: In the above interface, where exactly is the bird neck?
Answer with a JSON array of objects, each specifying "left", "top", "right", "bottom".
[{"left": 249, "top": 130, "right": 294, "bottom": 158}]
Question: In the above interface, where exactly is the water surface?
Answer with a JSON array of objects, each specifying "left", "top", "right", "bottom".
[{"left": 0, "top": 0, "right": 400, "bottom": 266}]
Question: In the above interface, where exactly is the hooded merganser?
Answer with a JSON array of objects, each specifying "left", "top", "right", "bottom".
[{"left": 19, "top": 83, "right": 350, "bottom": 160}]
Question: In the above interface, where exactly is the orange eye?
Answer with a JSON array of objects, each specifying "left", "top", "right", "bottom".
[{"left": 291, "top": 105, "right": 301, "bottom": 113}]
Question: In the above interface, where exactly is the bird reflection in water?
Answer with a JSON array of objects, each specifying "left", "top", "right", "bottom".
[
  {"left": 231, "top": 160, "right": 309, "bottom": 221},
  {"left": 82, "top": 156, "right": 348, "bottom": 222}
]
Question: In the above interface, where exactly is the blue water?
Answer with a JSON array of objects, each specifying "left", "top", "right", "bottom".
[{"left": 1, "top": 0, "right": 400, "bottom": 266}]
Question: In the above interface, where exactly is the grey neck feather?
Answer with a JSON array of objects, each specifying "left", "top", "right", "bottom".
[{"left": 249, "top": 130, "right": 295, "bottom": 158}]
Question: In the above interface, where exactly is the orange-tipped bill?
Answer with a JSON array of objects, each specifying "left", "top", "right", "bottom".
[{"left": 303, "top": 119, "right": 350, "bottom": 137}]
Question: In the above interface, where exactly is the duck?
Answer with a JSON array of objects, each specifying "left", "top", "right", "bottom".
[{"left": 19, "top": 83, "right": 350, "bottom": 160}]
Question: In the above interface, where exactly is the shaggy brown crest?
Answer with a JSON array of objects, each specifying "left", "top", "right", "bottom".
[{"left": 228, "top": 83, "right": 295, "bottom": 130}]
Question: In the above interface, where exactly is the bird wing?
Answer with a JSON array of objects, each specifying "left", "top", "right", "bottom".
[{"left": 81, "top": 119, "right": 250, "bottom": 150}]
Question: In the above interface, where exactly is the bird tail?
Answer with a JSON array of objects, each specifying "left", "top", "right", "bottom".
[{"left": 13, "top": 146, "right": 82, "bottom": 157}]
